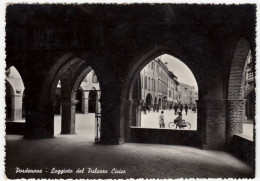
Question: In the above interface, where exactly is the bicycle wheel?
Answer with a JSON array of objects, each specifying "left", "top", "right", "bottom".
[
  {"left": 168, "top": 122, "right": 175, "bottom": 129},
  {"left": 183, "top": 122, "right": 191, "bottom": 129}
]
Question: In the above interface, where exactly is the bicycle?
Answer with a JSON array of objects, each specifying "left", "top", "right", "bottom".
[{"left": 168, "top": 120, "right": 191, "bottom": 129}]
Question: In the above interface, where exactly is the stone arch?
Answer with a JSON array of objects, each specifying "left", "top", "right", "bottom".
[
  {"left": 121, "top": 46, "right": 198, "bottom": 101},
  {"left": 5, "top": 80, "right": 14, "bottom": 121},
  {"left": 5, "top": 66, "right": 25, "bottom": 121},
  {"left": 5, "top": 79, "right": 15, "bottom": 96},
  {"left": 39, "top": 53, "right": 83, "bottom": 109},
  {"left": 37, "top": 52, "right": 101, "bottom": 136},
  {"left": 120, "top": 46, "right": 200, "bottom": 143},
  {"left": 226, "top": 37, "right": 251, "bottom": 141},
  {"left": 228, "top": 38, "right": 251, "bottom": 100},
  {"left": 70, "top": 66, "right": 92, "bottom": 99}
]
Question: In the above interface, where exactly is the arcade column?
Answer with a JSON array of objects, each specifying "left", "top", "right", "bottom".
[
  {"left": 119, "top": 99, "right": 132, "bottom": 143},
  {"left": 82, "top": 90, "right": 89, "bottom": 114},
  {"left": 227, "top": 99, "right": 247, "bottom": 143},
  {"left": 199, "top": 99, "right": 227, "bottom": 150},
  {"left": 11, "top": 94, "right": 23, "bottom": 121},
  {"left": 60, "top": 99, "right": 78, "bottom": 134}
]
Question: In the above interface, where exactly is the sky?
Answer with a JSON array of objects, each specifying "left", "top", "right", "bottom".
[{"left": 160, "top": 54, "right": 198, "bottom": 91}]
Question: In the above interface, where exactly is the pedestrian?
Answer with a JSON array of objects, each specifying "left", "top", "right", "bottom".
[
  {"left": 180, "top": 104, "right": 183, "bottom": 114},
  {"left": 143, "top": 104, "right": 146, "bottom": 114},
  {"left": 147, "top": 105, "right": 150, "bottom": 113},
  {"left": 184, "top": 104, "right": 188, "bottom": 115},
  {"left": 174, "top": 104, "right": 178, "bottom": 115},
  {"left": 159, "top": 111, "right": 165, "bottom": 128}
]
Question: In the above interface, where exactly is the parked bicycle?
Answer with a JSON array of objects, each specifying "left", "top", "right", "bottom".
[{"left": 168, "top": 120, "right": 191, "bottom": 129}]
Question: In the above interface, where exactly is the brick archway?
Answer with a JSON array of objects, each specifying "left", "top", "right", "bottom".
[
  {"left": 227, "top": 38, "right": 251, "bottom": 142},
  {"left": 5, "top": 66, "right": 25, "bottom": 122},
  {"left": 120, "top": 46, "right": 201, "bottom": 145},
  {"left": 25, "top": 53, "right": 98, "bottom": 137},
  {"left": 228, "top": 38, "right": 251, "bottom": 100}
]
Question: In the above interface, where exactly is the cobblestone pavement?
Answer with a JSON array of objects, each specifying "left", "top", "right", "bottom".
[
  {"left": 141, "top": 109, "right": 197, "bottom": 130},
  {"left": 54, "top": 113, "right": 96, "bottom": 141},
  {"left": 6, "top": 114, "right": 253, "bottom": 179}
]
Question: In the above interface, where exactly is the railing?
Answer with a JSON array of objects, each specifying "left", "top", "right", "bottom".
[{"left": 95, "top": 113, "right": 101, "bottom": 143}]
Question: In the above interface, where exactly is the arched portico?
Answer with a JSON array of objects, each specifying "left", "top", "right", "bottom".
[
  {"left": 5, "top": 66, "right": 25, "bottom": 122},
  {"left": 227, "top": 38, "right": 252, "bottom": 142},
  {"left": 120, "top": 47, "right": 201, "bottom": 146}
]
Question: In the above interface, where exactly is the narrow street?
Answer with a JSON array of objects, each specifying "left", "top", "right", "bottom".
[{"left": 141, "top": 109, "right": 197, "bottom": 130}]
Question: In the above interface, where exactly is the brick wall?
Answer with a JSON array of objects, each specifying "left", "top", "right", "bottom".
[
  {"left": 227, "top": 38, "right": 250, "bottom": 143},
  {"left": 201, "top": 100, "right": 226, "bottom": 150}
]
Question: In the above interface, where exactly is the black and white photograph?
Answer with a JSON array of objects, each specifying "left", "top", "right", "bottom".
[{"left": 2, "top": 1, "right": 257, "bottom": 180}]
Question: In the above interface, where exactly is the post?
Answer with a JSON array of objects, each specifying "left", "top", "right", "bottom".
[{"left": 60, "top": 99, "right": 78, "bottom": 134}]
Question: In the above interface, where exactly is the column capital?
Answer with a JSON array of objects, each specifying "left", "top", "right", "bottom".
[
  {"left": 60, "top": 99, "right": 78, "bottom": 106},
  {"left": 12, "top": 94, "right": 23, "bottom": 98}
]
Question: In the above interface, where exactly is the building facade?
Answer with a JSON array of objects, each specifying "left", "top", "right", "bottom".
[
  {"left": 243, "top": 51, "right": 255, "bottom": 121},
  {"left": 140, "top": 58, "right": 198, "bottom": 111},
  {"left": 5, "top": 66, "right": 25, "bottom": 121},
  {"left": 178, "top": 83, "right": 198, "bottom": 107}
]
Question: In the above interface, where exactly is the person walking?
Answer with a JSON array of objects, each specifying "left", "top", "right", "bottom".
[
  {"left": 184, "top": 104, "right": 188, "bottom": 115},
  {"left": 159, "top": 111, "right": 165, "bottom": 128},
  {"left": 180, "top": 104, "right": 183, "bottom": 114},
  {"left": 174, "top": 104, "right": 178, "bottom": 115},
  {"left": 147, "top": 105, "right": 151, "bottom": 113},
  {"left": 143, "top": 104, "right": 146, "bottom": 114}
]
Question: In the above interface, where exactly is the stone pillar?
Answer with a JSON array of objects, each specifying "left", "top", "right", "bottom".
[
  {"left": 11, "top": 94, "right": 23, "bottom": 121},
  {"left": 96, "top": 99, "right": 101, "bottom": 113},
  {"left": 81, "top": 96, "right": 85, "bottom": 113},
  {"left": 227, "top": 99, "right": 246, "bottom": 142},
  {"left": 60, "top": 99, "right": 77, "bottom": 134},
  {"left": 83, "top": 90, "right": 89, "bottom": 114},
  {"left": 118, "top": 99, "right": 132, "bottom": 143},
  {"left": 136, "top": 101, "right": 142, "bottom": 127},
  {"left": 201, "top": 99, "right": 227, "bottom": 150},
  {"left": 132, "top": 100, "right": 142, "bottom": 127},
  {"left": 23, "top": 82, "right": 54, "bottom": 139}
]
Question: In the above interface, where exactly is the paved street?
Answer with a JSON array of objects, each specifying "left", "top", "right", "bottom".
[
  {"left": 6, "top": 134, "right": 253, "bottom": 179},
  {"left": 141, "top": 109, "right": 197, "bottom": 130},
  {"left": 17, "top": 111, "right": 253, "bottom": 140},
  {"left": 5, "top": 113, "right": 253, "bottom": 179},
  {"left": 54, "top": 113, "right": 96, "bottom": 141}
]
